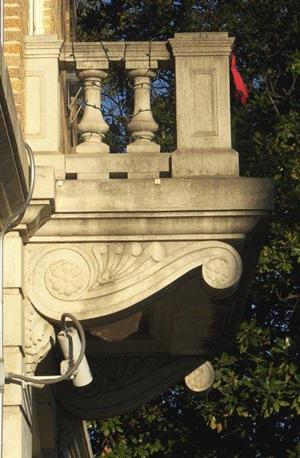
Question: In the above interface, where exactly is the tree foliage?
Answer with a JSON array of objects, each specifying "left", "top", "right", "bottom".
[{"left": 76, "top": 1, "right": 300, "bottom": 456}]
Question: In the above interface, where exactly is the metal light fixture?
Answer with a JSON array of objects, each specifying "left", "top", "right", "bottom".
[{"left": 3, "top": 312, "right": 93, "bottom": 388}]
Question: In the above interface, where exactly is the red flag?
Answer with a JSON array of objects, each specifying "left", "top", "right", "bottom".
[{"left": 230, "top": 52, "right": 249, "bottom": 105}]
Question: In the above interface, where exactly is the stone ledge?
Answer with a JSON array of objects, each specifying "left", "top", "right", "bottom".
[
  {"left": 60, "top": 41, "right": 170, "bottom": 69},
  {"left": 66, "top": 152, "right": 170, "bottom": 175},
  {"left": 32, "top": 166, "right": 55, "bottom": 200},
  {"left": 31, "top": 210, "right": 267, "bottom": 241},
  {"left": 55, "top": 177, "right": 274, "bottom": 213},
  {"left": 172, "top": 149, "right": 239, "bottom": 177},
  {"left": 23, "top": 35, "right": 63, "bottom": 58},
  {"left": 34, "top": 153, "right": 65, "bottom": 180},
  {"left": 169, "top": 32, "right": 234, "bottom": 56}
]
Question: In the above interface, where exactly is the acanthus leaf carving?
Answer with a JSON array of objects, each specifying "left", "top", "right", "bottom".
[
  {"left": 25, "top": 299, "right": 56, "bottom": 375},
  {"left": 45, "top": 241, "right": 166, "bottom": 301},
  {"left": 27, "top": 241, "right": 242, "bottom": 321}
]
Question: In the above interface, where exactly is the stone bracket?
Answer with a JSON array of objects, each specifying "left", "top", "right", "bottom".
[{"left": 26, "top": 241, "right": 242, "bottom": 321}]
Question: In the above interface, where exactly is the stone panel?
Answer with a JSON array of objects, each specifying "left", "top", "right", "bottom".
[
  {"left": 169, "top": 33, "right": 233, "bottom": 150},
  {"left": 24, "top": 36, "right": 63, "bottom": 153}
]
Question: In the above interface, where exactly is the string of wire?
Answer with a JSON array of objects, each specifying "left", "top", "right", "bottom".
[{"left": 69, "top": 33, "right": 156, "bottom": 128}]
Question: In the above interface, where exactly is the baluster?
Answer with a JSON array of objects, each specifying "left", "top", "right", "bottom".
[
  {"left": 76, "top": 69, "right": 109, "bottom": 154},
  {"left": 127, "top": 68, "right": 160, "bottom": 153}
]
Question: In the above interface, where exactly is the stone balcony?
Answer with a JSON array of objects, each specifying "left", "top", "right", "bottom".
[{"left": 22, "top": 32, "right": 273, "bottom": 419}]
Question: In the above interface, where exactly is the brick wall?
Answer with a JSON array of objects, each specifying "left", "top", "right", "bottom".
[
  {"left": 50, "top": 0, "right": 75, "bottom": 41},
  {"left": 3, "top": 0, "right": 28, "bottom": 125},
  {"left": 3, "top": 0, "right": 75, "bottom": 126},
  {"left": 43, "top": 0, "right": 71, "bottom": 37},
  {"left": 43, "top": 0, "right": 57, "bottom": 34}
]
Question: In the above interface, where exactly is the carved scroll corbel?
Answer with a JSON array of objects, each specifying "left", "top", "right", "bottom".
[
  {"left": 27, "top": 241, "right": 242, "bottom": 321},
  {"left": 25, "top": 299, "right": 56, "bottom": 375}
]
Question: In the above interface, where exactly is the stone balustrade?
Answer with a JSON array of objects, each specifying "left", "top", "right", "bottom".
[
  {"left": 61, "top": 41, "right": 169, "bottom": 156},
  {"left": 59, "top": 33, "right": 236, "bottom": 178}
]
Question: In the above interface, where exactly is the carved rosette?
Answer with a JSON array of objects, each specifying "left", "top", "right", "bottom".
[
  {"left": 26, "top": 241, "right": 242, "bottom": 321},
  {"left": 25, "top": 299, "right": 56, "bottom": 375}
]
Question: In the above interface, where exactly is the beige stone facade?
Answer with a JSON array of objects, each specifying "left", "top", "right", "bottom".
[{"left": 0, "top": 1, "right": 273, "bottom": 457}]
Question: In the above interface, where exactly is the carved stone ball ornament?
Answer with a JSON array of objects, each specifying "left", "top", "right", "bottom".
[
  {"left": 185, "top": 361, "right": 215, "bottom": 394},
  {"left": 26, "top": 241, "right": 242, "bottom": 321}
]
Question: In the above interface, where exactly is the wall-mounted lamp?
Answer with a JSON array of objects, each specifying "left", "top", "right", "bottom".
[{"left": 2, "top": 312, "right": 93, "bottom": 389}]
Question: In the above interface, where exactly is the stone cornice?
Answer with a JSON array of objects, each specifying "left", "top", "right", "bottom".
[
  {"left": 169, "top": 32, "right": 234, "bottom": 56},
  {"left": 16, "top": 200, "right": 53, "bottom": 241},
  {"left": 29, "top": 209, "right": 268, "bottom": 242},
  {"left": 24, "top": 35, "right": 63, "bottom": 59},
  {"left": 54, "top": 177, "right": 274, "bottom": 213},
  {"left": 60, "top": 41, "right": 170, "bottom": 70},
  {"left": 65, "top": 153, "right": 170, "bottom": 175}
]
